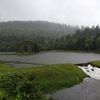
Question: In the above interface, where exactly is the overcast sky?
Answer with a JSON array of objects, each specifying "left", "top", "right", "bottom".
[{"left": 0, "top": 0, "right": 100, "bottom": 27}]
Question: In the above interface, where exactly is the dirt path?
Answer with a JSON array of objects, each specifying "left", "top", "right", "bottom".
[{"left": 46, "top": 78, "right": 100, "bottom": 100}]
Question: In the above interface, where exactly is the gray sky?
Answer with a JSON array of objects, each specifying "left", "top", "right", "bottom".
[{"left": 0, "top": 0, "right": 100, "bottom": 26}]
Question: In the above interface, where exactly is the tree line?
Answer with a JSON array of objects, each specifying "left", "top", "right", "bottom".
[
  {"left": 17, "top": 40, "right": 39, "bottom": 53},
  {"left": 54, "top": 25, "right": 100, "bottom": 51},
  {"left": 1, "top": 21, "right": 100, "bottom": 52},
  {"left": 0, "top": 21, "right": 78, "bottom": 52}
]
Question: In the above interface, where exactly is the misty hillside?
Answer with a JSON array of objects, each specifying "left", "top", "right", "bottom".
[
  {"left": 0, "top": 21, "right": 100, "bottom": 52},
  {"left": 0, "top": 21, "right": 78, "bottom": 34},
  {"left": 0, "top": 21, "right": 79, "bottom": 42},
  {"left": 55, "top": 25, "right": 100, "bottom": 51},
  {"left": 0, "top": 21, "right": 78, "bottom": 51}
]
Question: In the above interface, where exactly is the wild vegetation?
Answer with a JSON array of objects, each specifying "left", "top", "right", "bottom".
[
  {"left": 0, "top": 21, "right": 78, "bottom": 52},
  {"left": 0, "top": 21, "right": 100, "bottom": 52},
  {"left": 16, "top": 40, "right": 39, "bottom": 53},
  {"left": 0, "top": 73, "right": 45, "bottom": 100},
  {"left": 55, "top": 25, "right": 100, "bottom": 51},
  {"left": 0, "top": 62, "right": 88, "bottom": 100}
]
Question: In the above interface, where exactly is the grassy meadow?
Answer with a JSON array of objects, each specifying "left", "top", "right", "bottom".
[{"left": 0, "top": 61, "right": 88, "bottom": 99}]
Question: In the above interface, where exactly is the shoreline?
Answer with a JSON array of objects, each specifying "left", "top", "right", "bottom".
[{"left": 46, "top": 78, "right": 100, "bottom": 100}]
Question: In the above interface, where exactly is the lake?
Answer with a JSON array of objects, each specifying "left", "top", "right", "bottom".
[{"left": 0, "top": 52, "right": 100, "bottom": 67}]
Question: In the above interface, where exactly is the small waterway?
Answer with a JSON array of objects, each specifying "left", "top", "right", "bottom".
[
  {"left": 78, "top": 64, "right": 100, "bottom": 80},
  {"left": 46, "top": 64, "right": 100, "bottom": 100}
]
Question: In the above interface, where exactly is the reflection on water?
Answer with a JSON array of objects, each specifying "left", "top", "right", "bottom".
[{"left": 0, "top": 52, "right": 15, "bottom": 55}]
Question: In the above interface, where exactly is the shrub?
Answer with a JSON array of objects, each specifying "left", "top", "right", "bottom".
[
  {"left": 0, "top": 73, "right": 46, "bottom": 100},
  {"left": 17, "top": 81, "right": 45, "bottom": 100},
  {"left": 0, "top": 73, "right": 24, "bottom": 96}
]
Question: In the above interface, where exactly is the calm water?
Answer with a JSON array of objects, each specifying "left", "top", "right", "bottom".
[{"left": 0, "top": 52, "right": 100, "bottom": 67}]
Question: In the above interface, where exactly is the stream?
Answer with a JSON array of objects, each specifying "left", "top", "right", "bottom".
[{"left": 46, "top": 64, "right": 100, "bottom": 100}]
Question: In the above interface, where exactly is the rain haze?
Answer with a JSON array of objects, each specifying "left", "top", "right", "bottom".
[{"left": 0, "top": 0, "right": 100, "bottom": 27}]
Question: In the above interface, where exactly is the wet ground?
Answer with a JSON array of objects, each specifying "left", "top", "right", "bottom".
[{"left": 46, "top": 78, "right": 100, "bottom": 100}]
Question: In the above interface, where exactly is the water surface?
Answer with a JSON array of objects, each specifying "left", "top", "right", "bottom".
[
  {"left": 47, "top": 78, "right": 100, "bottom": 100},
  {"left": 0, "top": 52, "right": 100, "bottom": 67}
]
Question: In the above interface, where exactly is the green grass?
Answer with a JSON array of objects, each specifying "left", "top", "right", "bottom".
[
  {"left": 89, "top": 60, "right": 100, "bottom": 67},
  {"left": 0, "top": 63, "right": 88, "bottom": 93}
]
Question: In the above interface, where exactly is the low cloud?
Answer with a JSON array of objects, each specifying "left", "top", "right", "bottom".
[{"left": 0, "top": 0, "right": 100, "bottom": 26}]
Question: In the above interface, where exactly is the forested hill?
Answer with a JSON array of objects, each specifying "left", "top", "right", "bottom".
[
  {"left": 0, "top": 21, "right": 78, "bottom": 51},
  {"left": 0, "top": 21, "right": 78, "bottom": 33},
  {"left": 55, "top": 25, "right": 100, "bottom": 51}
]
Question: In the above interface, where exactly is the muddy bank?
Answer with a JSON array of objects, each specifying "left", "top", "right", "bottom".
[
  {"left": 75, "top": 62, "right": 100, "bottom": 68},
  {"left": 75, "top": 62, "right": 89, "bottom": 66},
  {"left": 5, "top": 61, "right": 46, "bottom": 68}
]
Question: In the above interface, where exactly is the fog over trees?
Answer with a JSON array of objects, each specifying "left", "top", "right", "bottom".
[
  {"left": 0, "top": 21, "right": 100, "bottom": 52},
  {"left": 56, "top": 25, "right": 100, "bottom": 51},
  {"left": 0, "top": 21, "right": 78, "bottom": 52}
]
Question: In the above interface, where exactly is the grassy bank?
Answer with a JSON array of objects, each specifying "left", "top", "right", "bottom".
[
  {"left": 0, "top": 63, "right": 88, "bottom": 93},
  {"left": 89, "top": 60, "right": 100, "bottom": 68}
]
